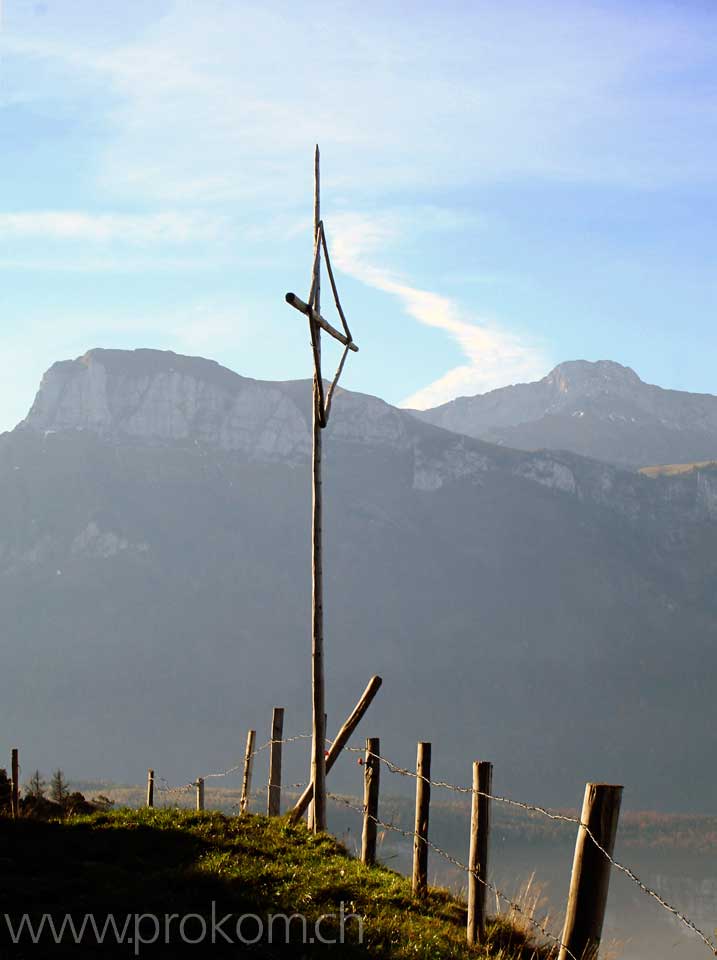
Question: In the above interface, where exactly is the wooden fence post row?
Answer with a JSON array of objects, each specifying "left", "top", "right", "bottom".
[
  {"left": 467, "top": 761, "right": 492, "bottom": 945},
  {"left": 361, "top": 737, "right": 380, "bottom": 866},
  {"left": 412, "top": 742, "right": 431, "bottom": 897},
  {"left": 11, "top": 748, "right": 19, "bottom": 819},
  {"left": 558, "top": 782, "right": 622, "bottom": 960},
  {"left": 267, "top": 707, "right": 284, "bottom": 817},
  {"left": 240, "top": 730, "right": 256, "bottom": 815}
]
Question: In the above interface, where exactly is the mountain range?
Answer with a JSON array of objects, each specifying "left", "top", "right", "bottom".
[
  {"left": 3, "top": 348, "right": 717, "bottom": 812},
  {"left": 413, "top": 359, "right": 717, "bottom": 468}
]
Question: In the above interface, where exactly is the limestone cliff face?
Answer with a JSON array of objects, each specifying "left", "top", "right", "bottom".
[
  {"left": 24, "top": 349, "right": 311, "bottom": 462},
  {"left": 21, "top": 348, "right": 717, "bottom": 526},
  {"left": 23, "top": 348, "right": 421, "bottom": 464}
]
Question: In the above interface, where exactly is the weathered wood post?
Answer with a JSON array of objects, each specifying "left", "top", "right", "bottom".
[
  {"left": 267, "top": 707, "right": 284, "bottom": 817},
  {"left": 284, "top": 147, "right": 359, "bottom": 833},
  {"left": 467, "top": 761, "right": 492, "bottom": 945},
  {"left": 196, "top": 777, "right": 205, "bottom": 812},
  {"left": 10, "top": 749, "right": 19, "bottom": 819},
  {"left": 288, "top": 676, "right": 382, "bottom": 824},
  {"left": 558, "top": 783, "right": 623, "bottom": 960},
  {"left": 240, "top": 730, "right": 256, "bottom": 815},
  {"left": 412, "top": 742, "right": 431, "bottom": 897},
  {"left": 308, "top": 713, "right": 327, "bottom": 832},
  {"left": 361, "top": 737, "right": 380, "bottom": 866},
  {"left": 146, "top": 769, "right": 154, "bottom": 808}
]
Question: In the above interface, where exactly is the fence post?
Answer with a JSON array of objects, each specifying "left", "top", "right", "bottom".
[
  {"left": 558, "top": 782, "right": 623, "bottom": 960},
  {"left": 267, "top": 707, "right": 284, "bottom": 817},
  {"left": 11, "top": 749, "right": 19, "bottom": 819},
  {"left": 240, "top": 730, "right": 256, "bottom": 815},
  {"left": 361, "top": 737, "right": 380, "bottom": 866},
  {"left": 412, "top": 741, "right": 431, "bottom": 897},
  {"left": 467, "top": 760, "right": 492, "bottom": 945},
  {"left": 146, "top": 769, "right": 154, "bottom": 808},
  {"left": 196, "top": 777, "right": 205, "bottom": 812}
]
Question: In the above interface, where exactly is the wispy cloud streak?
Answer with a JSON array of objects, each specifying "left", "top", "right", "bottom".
[{"left": 330, "top": 213, "right": 550, "bottom": 408}]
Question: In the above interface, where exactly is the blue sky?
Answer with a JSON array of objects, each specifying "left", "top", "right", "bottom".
[{"left": 0, "top": 0, "right": 715, "bottom": 430}]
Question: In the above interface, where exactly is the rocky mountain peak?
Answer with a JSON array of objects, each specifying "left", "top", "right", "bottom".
[
  {"left": 21, "top": 348, "right": 417, "bottom": 463},
  {"left": 23, "top": 347, "right": 312, "bottom": 461},
  {"left": 545, "top": 359, "right": 642, "bottom": 396},
  {"left": 413, "top": 359, "right": 717, "bottom": 468}
]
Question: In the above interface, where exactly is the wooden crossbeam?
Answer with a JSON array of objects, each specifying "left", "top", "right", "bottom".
[{"left": 285, "top": 293, "right": 359, "bottom": 352}]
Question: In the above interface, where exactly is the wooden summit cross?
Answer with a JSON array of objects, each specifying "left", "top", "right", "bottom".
[{"left": 285, "top": 146, "right": 359, "bottom": 832}]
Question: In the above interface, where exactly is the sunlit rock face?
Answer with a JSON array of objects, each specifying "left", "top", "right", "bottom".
[
  {"left": 23, "top": 349, "right": 421, "bottom": 464},
  {"left": 24, "top": 348, "right": 312, "bottom": 463}
]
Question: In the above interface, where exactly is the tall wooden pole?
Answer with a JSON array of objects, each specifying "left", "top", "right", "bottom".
[{"left": 310, "top": 143, "right": 327, "bottom": 833}]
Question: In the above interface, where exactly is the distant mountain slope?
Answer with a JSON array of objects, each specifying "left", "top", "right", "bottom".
[
  {"left": 4, "top": 348, "right": 717, "bottom": 811},
  {"left": 412, "top": 360, "right": 717, "bottom": 468}
]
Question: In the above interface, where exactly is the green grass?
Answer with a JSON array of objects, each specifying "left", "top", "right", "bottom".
[{"left": 0, "top": 809, "right": 550, "bottom": 958}]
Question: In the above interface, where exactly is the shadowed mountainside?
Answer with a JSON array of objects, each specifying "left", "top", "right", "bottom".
[{"left": 3, "top": 349, "right": 717, "bottom": 811}]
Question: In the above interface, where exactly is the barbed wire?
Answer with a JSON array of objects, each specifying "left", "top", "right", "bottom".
[
  {"left": 153, "top": 732, "right": 313, "bottom": 799},
  {"left": 202, "top": 733, "right": 313, "bottom": 782},
  {"left": 340, "top": 745, "right": 717, "bottom": 955},
  {"left": 152, "top": 733, "right": 717, "bottom": 955},
  {"left": 327, "top": 792, "right": 578, "bottom": 960}
]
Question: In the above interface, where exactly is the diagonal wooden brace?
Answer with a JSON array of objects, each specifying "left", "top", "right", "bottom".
[
  {"left": 285, "top": 293, "right": 359, "bottom": 352},
  {"left": 288, "top": 675, "right": 382, "bottom": 824}
]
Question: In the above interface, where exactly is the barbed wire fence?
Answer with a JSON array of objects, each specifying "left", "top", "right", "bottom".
[
  {"left": 145, "top": 727, "right": 717, "bottom": 958},
  {"left": 339, "top": 743, "right": 717, "bottom": 955}
]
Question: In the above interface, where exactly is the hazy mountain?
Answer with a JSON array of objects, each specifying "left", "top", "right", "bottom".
[
  {"left": 3, "top": 348, "right": 717, "bottom": 812},
  {"left": 412, "top": 360, "right": 717, "bottom": 468}
]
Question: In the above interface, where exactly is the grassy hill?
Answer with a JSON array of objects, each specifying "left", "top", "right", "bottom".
[
  {"left": 0, "top": 809, "right": 549, "bottom": 958},
  {"left": 639, "top": 459, "right": 717, "bottom": 476}
]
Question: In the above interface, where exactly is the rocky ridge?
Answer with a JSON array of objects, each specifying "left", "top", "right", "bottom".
[{"left": 412, "top": 359, "right": 717, "bottom": 467}]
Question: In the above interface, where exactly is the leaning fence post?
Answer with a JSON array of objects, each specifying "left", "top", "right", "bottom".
[
  {"left": 558, "top": 782, "right": 623, "bottom": 960},
  {"left": 196, "top": 777, "right": 205, "bottom": 812},
  {"left": 412, "top": 741, "right": 431, "bottom": 897},
  {"left": 289, "top": 676, "right": 382, "bottom": 826},
  {"left": 11, "top": 749, "right": 19, "bottom": 819},
  {"left": 267, "top": 707, "right": 284, "bottom": 817},
  {"left": 467, "top": 760, "right": 492, "bottom": 945},
  {"left": 361, "top": 737, "right": 380, "bottom": 865},
  {"left": 146, "top": 769, "right": 154, "bottom": 808},
  {"left": 240, "top": 730, "right": 256, "bottom": 815}
]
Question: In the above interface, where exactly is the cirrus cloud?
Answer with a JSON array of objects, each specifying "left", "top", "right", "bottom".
[{"left": 330, "top": 211, "right": 550, "bottom": 408}]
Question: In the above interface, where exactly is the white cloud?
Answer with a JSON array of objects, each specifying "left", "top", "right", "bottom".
[
  {"left": 6, "top": 1, "right": 716, "bottom": 205},
  {"left": 0, "top": 211, "right": 223, "bottom": 244},
  {"left": 330, "top": 212, "right": 549, "bottom": 408}
]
